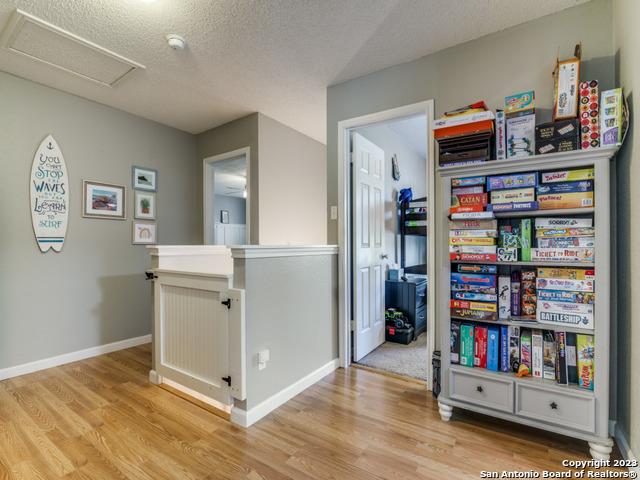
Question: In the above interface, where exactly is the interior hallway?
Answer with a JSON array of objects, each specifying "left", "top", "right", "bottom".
[{"left": 0, "top": 345, "right": 623, "bottom": 479}]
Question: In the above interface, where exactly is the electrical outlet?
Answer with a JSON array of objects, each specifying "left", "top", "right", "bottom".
[{"left": 258, "top": 349, "right": 270, "bottom": 370}]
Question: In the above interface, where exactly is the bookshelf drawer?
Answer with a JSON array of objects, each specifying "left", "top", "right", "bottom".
[
  {"left": 450, "top": 369, "right": 514, "bottom": 413},
  {"left": 516, "top": 383, "right": 596, "bottom": 433}
]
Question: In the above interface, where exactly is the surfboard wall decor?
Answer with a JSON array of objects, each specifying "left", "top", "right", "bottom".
[{"left": 30, "top": 135, "right": 69, "bottom": 253}]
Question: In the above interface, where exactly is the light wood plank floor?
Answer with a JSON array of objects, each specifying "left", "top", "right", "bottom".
[{"left": 0, "top": 344, "right": 623, "bottom": 479}]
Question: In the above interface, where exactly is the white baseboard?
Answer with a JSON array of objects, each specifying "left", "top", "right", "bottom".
[
  {"left": 0, "top": 334, "right": 151, "bottom": 381},
  {"left": 231, "top": 358, "right": 339, "bottom": 428},
  {"left": 614, "top": 423, "right": 640, "bottom": 473}
]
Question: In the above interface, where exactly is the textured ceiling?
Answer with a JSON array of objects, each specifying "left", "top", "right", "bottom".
[{"left": 0, "top": 0, "right": 589, "bottom": 143}]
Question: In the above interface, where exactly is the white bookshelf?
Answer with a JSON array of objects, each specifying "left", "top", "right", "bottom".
[{"left": 436, "top": 147, "right": 617, "bottom": 460}]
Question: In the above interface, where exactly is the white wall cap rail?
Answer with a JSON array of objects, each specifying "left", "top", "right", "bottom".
[{"left": 230, "top": 245, "right": 339, "bottom": 259}]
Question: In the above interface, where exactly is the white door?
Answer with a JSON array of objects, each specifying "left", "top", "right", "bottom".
[{"left": 352, "top": 132, "right": 386, "bottom": 361}]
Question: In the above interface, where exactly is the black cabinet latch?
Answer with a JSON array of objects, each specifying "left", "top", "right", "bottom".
[
  {"left": 222, "top": 376, "right": 231, "bottom": 386},
  {"left": 221, "top": 299, "right": 232, "bottom": 309},
  {"left": 145, "top": 271, "right": 158, "bottom": 281}
]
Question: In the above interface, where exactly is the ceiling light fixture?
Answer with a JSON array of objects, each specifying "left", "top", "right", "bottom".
[{"left": 166, "top": 34, "right": 186, "bottom": 50}]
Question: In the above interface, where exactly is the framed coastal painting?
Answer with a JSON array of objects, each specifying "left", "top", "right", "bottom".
[
  {"left": 82, "top": 180, "right": 126, "bottom": 220},
  {"left": 132, "top": 166, "right": 157, "bottom": 192},
  {"left": 134, "top": 191, "right": 156, "bottom": 220},
  {"left": 132, "top": 221, "right": 157, "bottom": 245}
]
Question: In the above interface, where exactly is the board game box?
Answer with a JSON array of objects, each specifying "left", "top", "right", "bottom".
[
  {"left": 536, "top": 267, "right": 595, "bottom": 280},
  {"left": 450, "top": 300, "right": 497, "bottom": 312},
  {"left": 486, "top": 201, "right": 539, "bottom": 212},
  {"left": 490, "top": 187, "right": 535, "bottom": 204},
  {"left": 535, "top": 217, "right": 592, "bottom": 229},
  {"left": 449, "top": 237, "right": 496, "bottom": 246},
  {"left": 498, "top": 275, "right": 511, "bottom": 319},
  {"left": 535, "top": 277, "right": 594, "bottom": 292},
  {"left": 456, "top": 264, "right": 498, "bottom": 274},
  {"left": 487, "top": 326, "right": 500, "bottom": 372},
  {"left": 532, "top": 330, "right": 543, "bottom": 378},
  {"left": 508, "top": 326, "right": 520, "bottom": 371},
  {"left": 540, "top": 168, "right": 594, "bottom": 183},
  {"left": 537, "top": 310, "right": 594, "bottom": 330},
  {"left": 496, "top": 110, "right": 506, "bottom": 160},
  {"left": 537, "top": 237, "right": 596, "bottom": 248},
  {"left": 543, "top": 331, "right": 556, "bottom": 380},
  {"left": 451, "top": 308, "right": 498, "bottom": 322},
  {"left": 536, "top": 227, "right": 595, "bottom": 238},
  {"left": 507, "top": 113, "right": 535, "bottom": 158},
  {"left": 537, "top": 180, "right": 593, "bottom": 195},
  {"left": 452, "top": 292, "right": 498, "bottom": 302},
  {"left": 474, "top": 325, "right": 488, "bottom": 368},
  {"left": 537, "top": 290, "right": 595, "bottom": 304},
  {"left": 520, "top": 329, "right": 532, "bottom": 369},
  {"left": 486, "top": 172, "right": 537, "bottom": 191},
  {"left": 450, "top": 245, "right": 497, "bottom": 255},
  {"left": 451, "top": 321, "right": 461, "bottom": 364},
  {"left": 449, "top": 219, "right": 498, "bottom": 230},
  {"left": 460, "top": 324, "right": 474, "bottom": 367},
  {"left": 601, "top": 88, "right": 623, "bottom": 146},
  {"left": 451, "top": 176, "right": 486, "bottom": 187},
  {"left": 450, "top": 229, "right": 498, "bottom": 238},
  {"left": 530, "top": 247, "right": 594, "bottom": 263},
  {"left": 580, "top": 80, "right": 600, "bottom": 150},
  {"left": 537, "top": 192, "right": 594, "bottom": 209},
  {"left": 497, "top": 247, "right": 518, "bottom": 262},
  {"left": 577, "top": 334, "right": 595, "bottom": 390},
  {"left": 566, "top": 332, "right": 578, "bottom": 385},
  {"left": 450, "top": 252, "right": 498, "bottom": 262}
]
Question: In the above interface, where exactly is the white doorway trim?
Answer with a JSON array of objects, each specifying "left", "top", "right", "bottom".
[
  {"left": 203, "top": 147, "right": 251, "bottom": 245},
  {"left": 337, "top": 100, "right": 436, "bottom": 389}
]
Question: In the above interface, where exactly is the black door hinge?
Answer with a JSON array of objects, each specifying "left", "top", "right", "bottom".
[
  {"left": 221, "top": 299, "right": 231, "bottom": 309},
  {"left": 222, "top": 376, "right": 231, "bottom": 386}
]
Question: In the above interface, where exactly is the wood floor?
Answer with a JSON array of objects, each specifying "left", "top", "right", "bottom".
[{"left": 0, "top": 344, "right": 623, "bottom": 479}]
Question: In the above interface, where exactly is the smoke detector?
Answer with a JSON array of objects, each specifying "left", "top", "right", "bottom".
[{"left": 166, "top": 34, "right": 186, "bottom": 50}]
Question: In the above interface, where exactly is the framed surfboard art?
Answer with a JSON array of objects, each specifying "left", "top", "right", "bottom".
[{"left": 30, "top": 135, "right": 69, "bottom": 253}]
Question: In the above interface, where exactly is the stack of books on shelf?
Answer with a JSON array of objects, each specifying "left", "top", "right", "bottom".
[
  {"left": 486, "top": 172, "right": 538, "bottom": 213},
  {"left": 451, "top": 322, "right": 595, "bottom": 390},
  {"left": 536, "top": 167, "right": 594, "bottom": 210},
  {"left": 536, "top": 267, "right": 595, "bottom": 330},
  {"left": 449, "top": 176, "right": 495, "bottom": 222},
  {"left": 436, "top": 102, "right": 495, "bottom": 167},
  {"left": 449, "top": 217, "right": 498, "bottom": 262},
  {"left": 403, "top": 198, "right": 427, "bottom": 234},
  {"left": 450, "top": 264, "right": 498, "bottom": 322},
  {"left": 531, "top": 217, "right": 595, "bottom": 263}
]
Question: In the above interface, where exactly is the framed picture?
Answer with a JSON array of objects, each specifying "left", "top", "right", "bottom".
[
  {"left": 83, "top": 180, "right": 126, "bottom": 220},
  {"left": 132, "top": 221, "right": 157, "bottom": 245},
  {"left": 132, "top": 166, "right": 157, "bottom": 192},
  {"left": 134, "top": 191, "right": 156, "bottom": 220},
  {"left": 220, "top": 210, "right": 229, "bottom": 224}
]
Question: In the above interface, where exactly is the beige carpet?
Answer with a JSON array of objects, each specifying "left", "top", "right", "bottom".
[{"left": 357, "top": 332, "right": 428, "bottom": 380}]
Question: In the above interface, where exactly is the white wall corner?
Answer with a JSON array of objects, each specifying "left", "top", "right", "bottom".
[
  {"left": 0, "top": 334, "right": 151, "bottom": 381},
  {"left": 614, "top": 423, "right": 640, "bottom": 474},
  {"left": 230, "top": 358, "right": 339, "bottom": 428}
]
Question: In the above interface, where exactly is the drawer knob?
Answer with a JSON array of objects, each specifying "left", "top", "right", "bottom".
[
  {"left": 550, "top": 401, "right": 558, "bottom": 410},
  {"left": 476, "top": 385, "right": 483, "bottom": 393}
]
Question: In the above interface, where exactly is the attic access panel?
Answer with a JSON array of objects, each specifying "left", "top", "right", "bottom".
[{"left": 0, "top": 9, "right": 145, "bottom": 87}]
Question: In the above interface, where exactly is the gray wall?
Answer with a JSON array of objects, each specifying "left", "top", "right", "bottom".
[
  {"left": 197, "top": 113, "right": 260, "bottom": 244},
  {"left": 327, "top": 0, "right": 615, "bottom": 244},
  {"left": 233, "top": 254, "right": 338, "bottom": 410},
  {"left": 613, "top": 0, "right": 639, "bottom": 459},
  {"left": 197, "top": 113, "right": 328, "bottom": 246},
  {"left": 258, "top": 114, "right": 327, "bottom": 245},
  {"left": 357, "top": 123, "right": 426, "bottom": 267},
  {"left": 0, "top": 72, "right": 199, "bottom": 370},
  {"left": 214, "top": 194, "right": 246, "bottom": 225}
]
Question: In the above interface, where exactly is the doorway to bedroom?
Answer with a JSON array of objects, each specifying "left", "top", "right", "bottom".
[
  {"left": 203, "top": 148, "right": 250, "bottom": 246},
  {"left": 349, "top": 112, "right": 430, "bottom": 382}
]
